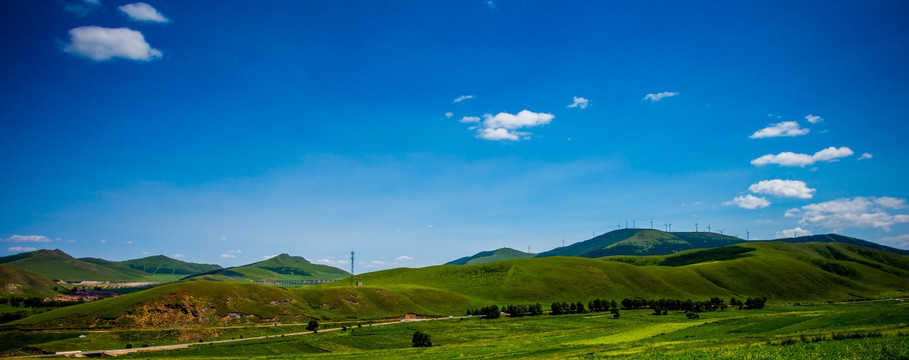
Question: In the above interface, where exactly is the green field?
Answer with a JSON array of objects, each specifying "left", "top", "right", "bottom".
[{"left": 2, "top": 301, "right": 906, "bottom": 358}]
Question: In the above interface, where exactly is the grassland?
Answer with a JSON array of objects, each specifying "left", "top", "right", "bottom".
[{"left": 2, "top": 301, "right": 906, "bottom": 358}]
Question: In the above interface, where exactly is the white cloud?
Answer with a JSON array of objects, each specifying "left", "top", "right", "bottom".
[
  {"left": 99, "top": 239, "right": 107, "bottom": 244},
  {"left": 724, "top": 195, "right": 771, "bottom": 210},
  {"left": 8, "top": 246, "right": 37, "bottom": 253},
  {"left": 785, "top": 196, "right": 909, "bottom": 232},
  {"left": 5, "top": 235, "right": 52, "bottom": 242},
  {"left": 396, "top": 255, "right": 414, "bottom": 261},
  {"left": 478, "top": 128, "right": 523, "bottom": 141},
  {"left": 878, "top": 234, "right": 909, "bottom": 249},
  {"left": 567, "top": 96, "right": 589, "bottom": 109},
  {"left": 64, "top": 26, "right": 162, "bottom": 62},
  {"left": 262, "top": 254, "right": 278, "bottom": 260},
  {"left": 453, "top": 95, "right": 475, "bottom": 103},
  {"left": 220, "top": 253, "right": 235, "bottom": 259},
  {"left": 748, "top": 179, "right": 815, "bottom": 199},
  {"left": 749, "top": 121, "right": 810, "bottom": 139},
  {"left": 126, "top": 241, "right": 133, "bottom": 245},
  {"left": 751, "top": 146, "right": 854, "bottom": 167},
  {"left": 119, "top": 2, "right": 169, "bottom": 23},
  {"left": 483, "top": 110, "right": 554, "bottom": 129},
  {"left": 315, "top": 258, "right": 348, "bottom": 266},
  {"left": 220, "top": 249, "right": 242, "bottom": 258},
  {"left": 805, "top": 114, "right": 823, "bottom": 124},
  {"left": 172, "top": 253, "right": 185, "bottom": 259},
  {"left": 219, "top": 236, "right": 227, "bottom": 241},
  {"left": 425, "top": 224, "right": 434, "bottom": 228},
  {"left": 776, "top": 227, "right": 812, "bottom": 238},
  {"left": 858, "top": 153, "right": 872, "bottom": 160},
  {"left": 370, "top": 260, "right": 386, "bottom": 265},
  {"left": 459, "top": 116, "right": 480, "bottom": 124},
  {"left": 643, "top": 91, "right": 678, "bottom": 102},
  {"left": 445, "top": 112, "right": 454, "bottom": 118},
  {"left": 486, "top": 1, "right": 496, "bottom": 9}
]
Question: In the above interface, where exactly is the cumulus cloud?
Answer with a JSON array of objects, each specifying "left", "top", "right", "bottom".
[
  {"left": 262, "top": 254, "right": 278, "bottom": 260},
  {"left": 858, "top": 153, "right": 872, "bottom": 160},
  {"left": 567, "top": 96, "right": 589, "bottom": 109},
  {"left": 748, "top": 179, "right": 815, "bottom": 199},
  {"left": 172, "top": 253, "right": 185, "bottom": 259},
  {"left": 751, "top": 146, "right": 854, "bottom": 167},
  {"left": 776, "top": 227, "right": 812, "bottom": 238},
  {"left": 459, "top": 116, "right": 480, "bottom": 124},
  {"left": 445, "top": 112, "right": 454, "bottom": 118},
  {"left": 724, "top": 195, "right": 771, "bottom": 210},
  {"left": 643, "top": 92, "right": 678, "bottom": 102},
  {"left": 315, "top": 258, "right": 348, "bottom": 266},
  {"left": 119, "top": 2, "right": 169, "bottom": 22},
  {"left": 64, "top": 26, "right": 162, "bottom": 61},
  {"left": 459, "top": 109, "right": 554, "bottom": 141},
  {"left": 453, "top": 95, "right": 475, "bottom": 103},
  {"left": 785, "top": 196, "right": 909, "bottom": 232},
  {"left": 749, "top": 121, "right": 810, "bottom": 139},
  {"left": 396, "top": 255, "right": 414, "bottom": 261},
  {"left": 8, "top": 246, "right": 37, "bottom": 253},
  {"left": 5, "top": 235, "right": 52, "bottom": 242},
  {"left": 878, "top": 234, "right": 909, "bottom": 249},
  {"left": 805, "top": 114, "right": 823, "bottom": 124}
]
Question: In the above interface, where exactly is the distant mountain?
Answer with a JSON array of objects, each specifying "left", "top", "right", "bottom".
[
  {"left": 120, "top": 255, "right": 222, "bottom": 275},
  {"left": 0, "top": 265, "right": 59, "bottom": 298},
  {"left": 446, "top": 247, "right": 536, "bottom": 265},
  {"left": 184, "top": 253, "right": 350, "bottom": 282},
  {"left": 536, "top": 229, "right": 744, "bottom": 258},
  {"left": 0, "top": 249, "right": 146, "bottom": 282}
]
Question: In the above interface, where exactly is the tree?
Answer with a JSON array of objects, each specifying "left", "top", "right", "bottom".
[
  {"left": 412, "top": 331, "right": 432, "bottom": 347},
  {"left": 576, "top": 302, "right": 586, "bottom": 314},
  {"left": 610, "top": 308, "right": 620, "bottom": 318},
  {"left": 306, "top": 319, "right": 319, "bottom": 333}
]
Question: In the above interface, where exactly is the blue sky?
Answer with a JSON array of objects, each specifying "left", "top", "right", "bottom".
[{"left": 2, "top": 1, "right": 908, "bottom": 271}]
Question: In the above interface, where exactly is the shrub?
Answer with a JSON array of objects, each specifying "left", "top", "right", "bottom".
[{"left": 412, "top": 331, "right": 432, "bottom": 347}]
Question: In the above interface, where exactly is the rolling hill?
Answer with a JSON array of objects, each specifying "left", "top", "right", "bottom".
[
  {"left": 446, "top": 247, "right": 536, "bottom": 265},
  {"left": 120, "top": 255, "right": 222, "bottom": 276},
  {"left": 0, "top": 249, "right": 148, "bottom": 282},
  {"left": 7, "top": 240, "right": 907, "bottom": 329},
  {"left": 536, "top": 229, "right": 745, "bottom": 258},
  {"left": 0, "top": 265, "right": 59, "bottom": 298},
  {"left": 183, "top": 253, "right": 350, "bottom": 282}
]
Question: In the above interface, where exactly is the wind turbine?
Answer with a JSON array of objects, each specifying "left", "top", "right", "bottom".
[
  {"left": 719, "top": 229, "right": 725, "bottom": 236},
  {"left": 706, "top": 224, "right": 711, "bottom": 233},
  {"left": 746, "top": 230, "right": 751, "bottom": 241},
  {"left": 632, "top": 220, "right": 636, "bottom": 228},
  {"left": 650, "top": 220, "right": 654, "bottom": 229},
  {"left": 695, "top": 223, "right": 699, "bottom": 232}
]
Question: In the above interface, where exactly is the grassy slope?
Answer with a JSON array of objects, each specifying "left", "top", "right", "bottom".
[
  {"left": 4, "top": 241, "right": 907, "bottom": 329},
  {"left": 186, "top": 254, "right": 350, "bottom": 282},
  {"left": 446, "top": 247, "right": 536, "bottom": 265},
  {"left": 0, "top": 250, "right": 150, "bottom": 282},
  {"left": 536, "top": 229, "right": 744, "bottom": 258},
  {"left": 0, "top": 265, "right": 59, "bottom": 298},
  {"left": 120, "top": 255, "right": 222, "bottom": 276}
]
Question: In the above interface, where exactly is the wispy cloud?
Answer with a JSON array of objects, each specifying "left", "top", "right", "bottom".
[
  {"left": 262, "top": 254, "right": 278, "bottom": 260},
  {"left": 119, "top": 2, "right": 170, "bottom": 23},
  {"left": 878, "top": 234, "right": 909, "bottom": 249},
  {"left": 805, "top": 114, "right": 823, "bottom": 124},
  {"left": 396, "top": 255, "right": 414, "bottom": 261},
  {"left": 858, "top": 153, "right": 873, "bottom": 160},
  {"left": 643, "top": 91, "right": 678, "bottom": 102},
  {"left": 4, "top": 235, "right": 53, "bottom": 242},
  {"left": 749, "top": 121, "right": 810, "bottom": 139},
  {"left": 315, "top": 258, "right": 348, "bottom": 266},
  {"left": 7, "top": 246, "right": 37, "bottom": 253},
  {"left": 776, "top": 227, "right": 812, "bottom": 238},
  {"left": 748, "top": 179, "right": 815, "bottom": 199},
  {"left": 453, "top": 95, "right": 475, "bottom": 103},
  {"left": 459, "top": 116, "right": 480, "bottom": 124},
  {"left": 751, "top": 146, "right": 854, "bottom": 167},
  {"left": 172, "top": 253, "right": 185, "bottom": 259},
  {"left": 785, "top": 196, "right": 909, "bottom": 231},
  {"left": 220, "top": 249, "right": 242, "bottom": 258},
  {"left": 64, "top": 26, "right": 162, "bottom": 61},
  {"left": 724, "top": 194, "right": 771, "bottom": 210},
  {"left": 444, "top": 112, "right": 454, "bottom": 118},
  {"left": 567, "top": 96, "right": 589, "bottom": 109},
  {"left": 61, "top": 0, "right": 102, "bottom": 18}
]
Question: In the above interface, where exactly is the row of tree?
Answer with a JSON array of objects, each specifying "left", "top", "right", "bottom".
[
  {"left": 0, "top": 297, "right": 85, "bottom": 308},
  {"left": 466, "top": 296, "right": 768, "bottom": 320}
]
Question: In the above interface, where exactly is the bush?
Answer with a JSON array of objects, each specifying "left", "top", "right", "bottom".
[
  {"left": 125, "top": 343, "right": 133, "bottom": 349},
  {"left": 412, "top": 331, "right": 432, "bottom": 347},
  {"left": 307, "top": 319, "right": 319, "bottom": 332}
]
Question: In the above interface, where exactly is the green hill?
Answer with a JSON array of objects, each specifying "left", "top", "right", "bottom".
[
  {"left": 184, "top": 254, "right": 350, "bottom": 282},
  {"left": 0, "top": 265, "right": 59, "bottom": 298},
  {"left": 8, "top": 240, "right": 906, "bottom": 329},
  {"left": 120, "top": 255, "right": 222, "bottom": 275},
  {"left": 536, "top": 229, "right": 744, "bottom": 258},
  {"left": 0, "top": 249, "right": 148, "bottom": 282},
  {"left": 446, "top": 247, "right": 536, "bottom": 265},
  {"left": 774, "top": 233, "right": 909, "bottom": 255}
]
